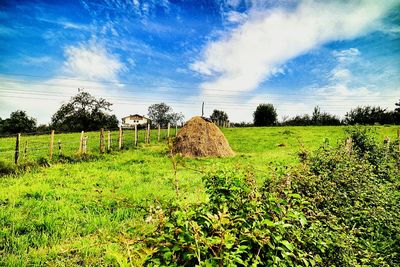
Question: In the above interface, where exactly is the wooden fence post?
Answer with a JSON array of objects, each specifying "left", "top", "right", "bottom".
[
  {"left": 167, "top": 123, "right": 170, "bottom": 138},
  {"left": 58, "top": 140, "right": 62, "bottom": 156},
  {"left": 147, "top": 123, "right": 151, "bottom": 144},
  {"left": 83, "top": 136, "right": 88, "bottom": 154},
  {"left": 14, "top": 133, "right": 20, "bottom": 165},
  {"left": 157, "top": 124, "right": 161, "bottom": 142},
  {"left": 79, "top": 131, "right": 84, "bottom": 153},
  {"left": 107, "top": 131, "right": 111, "bottom": 151},
  {"left": 175, "top": 125, "right": 178, "bottom": 136},
  {"left": 134, "top": 124, "right": 138, "bottom": 146},
  {"left": 49, "top": 130, "right": 55, "bottom": 160},
  {"left": 24, "top": 140, "right": 28, "bottom": 161},
  {"left": 118, "top": 126, "right": 123, "bottom": 150},
  {"left": 100, "top": 128, "right": 105, "bottom": 154}
]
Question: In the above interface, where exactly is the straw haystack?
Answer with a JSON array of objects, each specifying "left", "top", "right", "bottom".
[{"left": 172, "top": 116, "right": 234, "bottom": 157}]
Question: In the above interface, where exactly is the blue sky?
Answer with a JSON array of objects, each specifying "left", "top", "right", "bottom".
[{"left": 0, "top": 0, "right": 399, "bottom": 123}]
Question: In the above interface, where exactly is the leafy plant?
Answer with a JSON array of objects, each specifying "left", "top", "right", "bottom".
[
  {"left": 135, "top": 169, "right": 316, "bottom": 266},
  {"left": 290, "top": 128, "right": 400, "bottom": 266},
  {"left": 136, "top": 127, "right": 399, "bottom": 266}
]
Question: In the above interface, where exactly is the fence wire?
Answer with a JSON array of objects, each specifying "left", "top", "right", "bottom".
[{"left": 0, "top": 127, "right": 180, "bottom": 165}]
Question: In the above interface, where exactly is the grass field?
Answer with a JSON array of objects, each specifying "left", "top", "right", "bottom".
[{"left": 0, "top": 125, "right": 398, "bottom": 266}]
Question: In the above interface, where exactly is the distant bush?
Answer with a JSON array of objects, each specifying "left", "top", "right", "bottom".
[
  {"left": 281, "top": 114, "right": 313, "bottom": 126},
  {"left": 344, "top": 106, "right": 398, "bottom": 125},
  {"left": 230, "top": 122, "right": 254, "bottom": 127},
  {"left": 282, "top": 107, "right": 342, "bottom": 126}
]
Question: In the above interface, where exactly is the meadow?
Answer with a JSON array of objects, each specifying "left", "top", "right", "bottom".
[{"left": 0, "top": 125, "right": 399, "bottom": 266}]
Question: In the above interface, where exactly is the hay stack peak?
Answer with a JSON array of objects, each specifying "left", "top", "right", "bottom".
[{"left": 172, "top": 116, "right": 234, "bottom": 157}]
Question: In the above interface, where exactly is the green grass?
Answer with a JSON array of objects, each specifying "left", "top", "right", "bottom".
[{"left": 0, "top": 125, "right": 398, "bottom": 266}]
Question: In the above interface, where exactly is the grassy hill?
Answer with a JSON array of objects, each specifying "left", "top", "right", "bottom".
[{"left": 0, "top": 125, "right": 398, "bottom": 265}]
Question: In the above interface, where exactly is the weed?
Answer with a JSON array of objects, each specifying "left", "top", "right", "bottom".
[{"left": 0, "top": 160, "right": 15, "bottom": 176}]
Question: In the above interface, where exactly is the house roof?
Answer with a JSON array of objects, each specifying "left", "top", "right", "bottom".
[{"left": 121, "top": 114, "right": 149, "bottom": 120}]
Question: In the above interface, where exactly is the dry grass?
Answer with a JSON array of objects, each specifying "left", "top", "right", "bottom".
[{"left": 172, "top": 116, "right": 234, "bottom": 157}]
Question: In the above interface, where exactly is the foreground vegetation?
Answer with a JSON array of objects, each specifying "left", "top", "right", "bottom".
[
  {"left": 0, "top": 126, "right": 399, "bottom": 266},
  {"left": 141, "top": 128, "right": 400, "bottom": 266}
]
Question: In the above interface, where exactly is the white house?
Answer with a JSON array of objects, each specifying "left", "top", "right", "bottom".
[{"left": 121, "top": 114, "right": 149, "bottom": 128}]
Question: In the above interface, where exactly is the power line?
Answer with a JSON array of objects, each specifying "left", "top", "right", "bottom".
[
  {"left": 0, "top": 86, "right": 396, "bottom": 104},
  {"left": 0, "top": 93, "right": 392, "bottom": 109},
  {"left": 1, "top": 72, "right": 398, "bottom": 97}
]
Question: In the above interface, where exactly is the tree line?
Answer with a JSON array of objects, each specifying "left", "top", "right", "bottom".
[
  {"left": 1, "top": 91, "right": 399, "bottom": 134},
  {"left": 0, "top": 91, "right": 185, "bottom": 135},
  {"left": 239, "top": 100, "right": 400, "bottom": 127}
]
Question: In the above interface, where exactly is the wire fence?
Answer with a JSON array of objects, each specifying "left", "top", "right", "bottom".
[{"left": 0, "top": 125, "right": 180, "bottom": 165}]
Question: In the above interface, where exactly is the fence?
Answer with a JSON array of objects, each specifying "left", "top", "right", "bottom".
[{"left": 0, "top": 123, "right": 179, "bottom": 165}]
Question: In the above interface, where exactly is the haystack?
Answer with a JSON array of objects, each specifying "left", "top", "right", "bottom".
[{"left": 172, "top": 116, "right": 234, "bottom": 157}]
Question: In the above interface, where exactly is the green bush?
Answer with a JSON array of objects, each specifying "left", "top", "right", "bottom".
[
  {"left": 291, "top": 128, "right": 400, "bottom": 266},
  {"left": 136, "top": 169, "right": 317, "bottom": 266},
  {"left": 136, "top": 128, "right": 399, "bottom": 266}
]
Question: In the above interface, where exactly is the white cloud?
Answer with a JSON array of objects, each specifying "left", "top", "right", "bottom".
[
  {"left": 36, "top": 17, "right": 93, "bottom": 32},
  {"left": 332, "top": 48, "right": 360, "bottom": 63},
  {"left": 191, "top": 0, "right": 397, "bottom": 95},
  {"left": 329, "top": 48, "right": 360, "bottom": 82},
  {"left": 226, "top": 11, "right": 248, "bottom": 23},
  {"left": 226, "top": 0, "right": 241, "bottom": 8},
  {"left": 63, "top": 41, "right": 125, "bottom": 81}
]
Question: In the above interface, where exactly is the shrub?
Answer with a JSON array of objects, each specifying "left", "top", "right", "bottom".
[
  {"left": 135, "top": 169, "right": 318, "bottom": 266},
  {"left": 136, "top": 128, "right": 399, "bottom": 266},
  {"left": 291, "top": 128, "right": 400, "bottom": 266}
]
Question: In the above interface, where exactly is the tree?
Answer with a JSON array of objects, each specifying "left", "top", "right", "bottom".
[
  {"left": 253, "top": 104, "right": 277, "bottom": 126},
  {"left": 344, "top": 106, "right": 390, "bottom": 125},
  {"left": 311, "top": 106, "right": 321, "bottom": 125},
  {"left": 0, "top": 110, "right": 37, "bottom": 134},
  {"left": 51, "top": 91, "right": 118, "bottom": 132},
  {"left": 311, "top": 106, "right": 341, "bottom": 126},
  {"left": 394, "top": 99, "right": 400, "bottom": 124},
  {"left": 210, "top": 109, "right": 228, "bottom": 126},
  {"left": 148, "top": 103, "right": 184, "bottom": 127},
  {"left": 282, "top": 114, "right": 312, "bottom": 126}
]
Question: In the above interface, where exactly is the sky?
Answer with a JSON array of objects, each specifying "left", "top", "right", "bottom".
[{"left": 0, "top": 0, "right": 399, "bottom": 124}]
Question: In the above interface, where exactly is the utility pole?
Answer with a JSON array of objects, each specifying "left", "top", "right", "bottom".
[{"left": 202, "top": 102, "right": 204, "bottom": 117}]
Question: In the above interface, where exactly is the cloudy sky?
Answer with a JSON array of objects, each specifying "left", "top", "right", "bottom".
[{"left": 0, "top": 0, "right": 399, "bottom": 124}]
